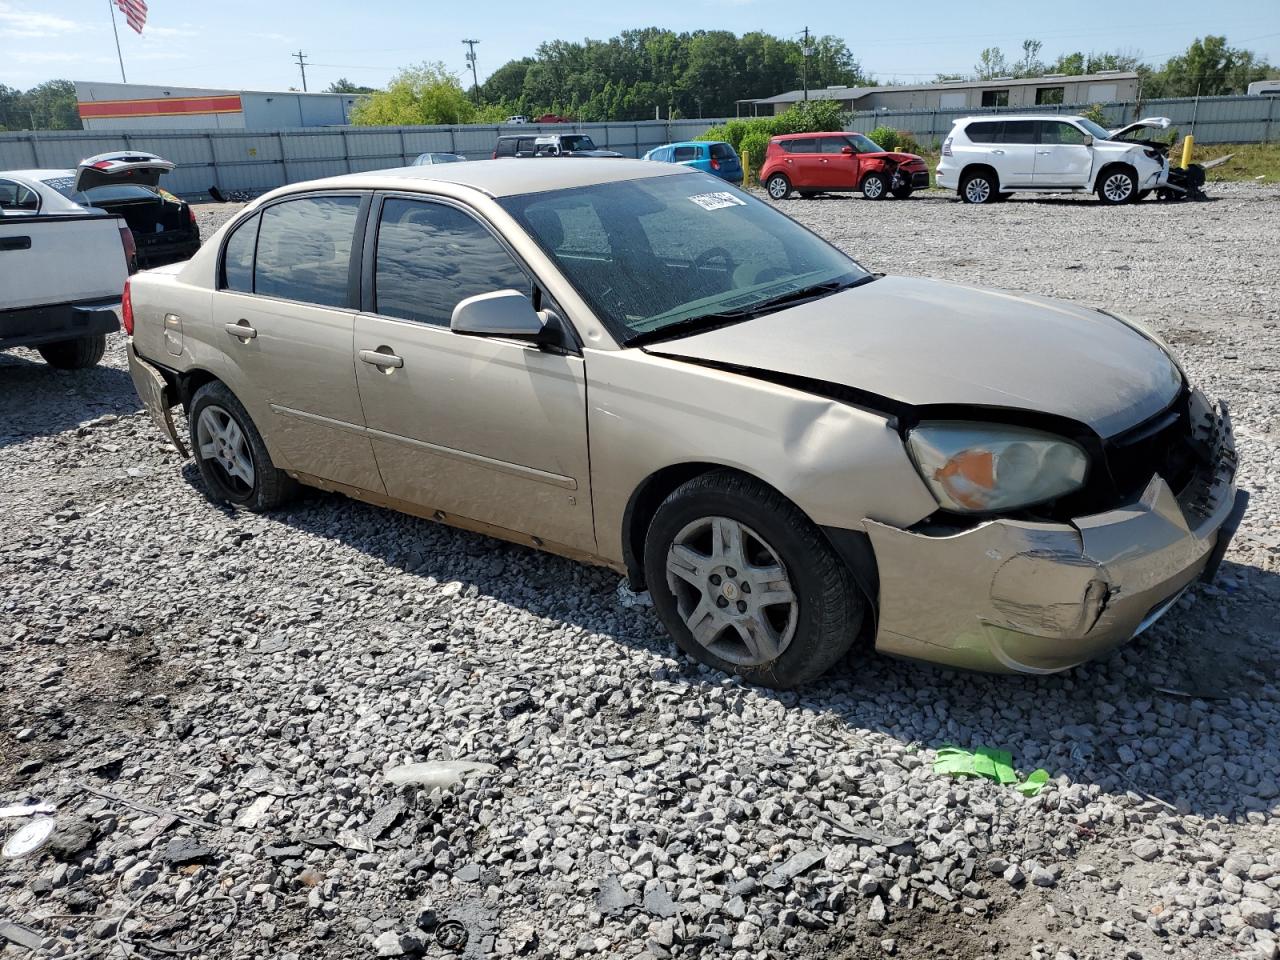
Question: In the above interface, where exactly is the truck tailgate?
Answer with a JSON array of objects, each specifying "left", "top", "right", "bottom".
[{"left": 1, "top": 213, "right": 129, "bottom": 311}]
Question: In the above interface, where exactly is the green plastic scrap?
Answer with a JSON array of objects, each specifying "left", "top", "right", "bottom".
[{"left": 933, "top": 745, "right": 1051, "bottom": 796}]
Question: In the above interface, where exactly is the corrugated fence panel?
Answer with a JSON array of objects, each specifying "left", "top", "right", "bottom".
[{"left": 2, "top": 98, "right": 1271, "bottom": 196}]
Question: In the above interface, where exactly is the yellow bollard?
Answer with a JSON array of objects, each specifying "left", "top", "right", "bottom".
[
  {"left": 742, "top": 149, "right": 751, "bottom": 188},
  {"left": 1181, "top": 134, "right": 1195, "bottom": 169}
]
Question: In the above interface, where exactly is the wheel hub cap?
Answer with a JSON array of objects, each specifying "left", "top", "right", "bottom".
[
  {"left": 196, "top": 404, "right": 255, "bottom": 494},
  {"left": 665, "top": 516, "right": 799, "bottom": 667}
]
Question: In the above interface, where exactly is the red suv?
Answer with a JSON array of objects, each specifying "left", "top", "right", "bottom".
[{"left": 759, "top": 132, "right": 929, "bottom": 201}]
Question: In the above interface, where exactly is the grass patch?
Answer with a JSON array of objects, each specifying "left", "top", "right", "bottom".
[{"left": 1186, "top": 141, "right": 1280, "bottom": 182}]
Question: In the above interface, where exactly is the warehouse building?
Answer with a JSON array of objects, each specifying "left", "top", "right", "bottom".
[
  {"left": 741, "top": 71, "right": 1141, "bottom": 116},
  {"left": 74, "top": 81, "right": 366, "bottom": 131}
]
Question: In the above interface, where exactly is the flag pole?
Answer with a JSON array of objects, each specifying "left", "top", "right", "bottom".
[{"left": 107, "top": 0, "right": 127, "bottom": 82}]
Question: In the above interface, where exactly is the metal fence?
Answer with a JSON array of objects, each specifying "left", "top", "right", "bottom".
[
  {"left": 0, "top": 119, "right": 721, "bottom": 196},
  {"left": 843, "top": 95, "right": 1279, "bottom": 149},
  {"left": 1, "top": 96, "right": 1275, "bottom": 197}
]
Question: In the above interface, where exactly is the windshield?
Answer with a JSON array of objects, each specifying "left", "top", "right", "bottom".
[
  {"left": 848, "top": 134, "right": 885, "bottom": 153},
  {"left": 561, "top": 136, "right": 596, "bottom": 151},
  {"left": 499, "top": 171, "right": 869, "bottom": 345},
  {"left": 1076, "top": 118, "right": 1112, "bottom": 141}
]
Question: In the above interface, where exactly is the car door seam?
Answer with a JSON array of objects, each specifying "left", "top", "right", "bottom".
[{"left": 365, "top": 427, "right": 578, "bottom": 490}]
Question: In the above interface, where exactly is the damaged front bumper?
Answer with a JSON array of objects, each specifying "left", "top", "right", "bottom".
[{"left": 864, "top": 394, "right": 1244, "bottom": 674}]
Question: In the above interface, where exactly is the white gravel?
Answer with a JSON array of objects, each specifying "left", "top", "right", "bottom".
[{"left": 1, "top": 184, "right": 1278, "bottom": 960}]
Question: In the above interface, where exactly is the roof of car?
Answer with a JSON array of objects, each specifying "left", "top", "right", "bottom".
[
  {"left": 282, "top": 157, "right": 692, "bottom": 199},
  {"left": 954, "top": 115, "right": 1090, "bottom": 124},
  {"left": 1, "top": 169, "right": 74, "bottom": 181}
]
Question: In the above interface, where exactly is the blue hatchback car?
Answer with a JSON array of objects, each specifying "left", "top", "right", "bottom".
[{"left": 642, "top": 141, "right": 743, "bottom": 182}]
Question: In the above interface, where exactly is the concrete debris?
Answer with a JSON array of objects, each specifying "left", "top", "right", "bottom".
[{"left": 383, "top": 760, "right": 499, "bottom": 790}]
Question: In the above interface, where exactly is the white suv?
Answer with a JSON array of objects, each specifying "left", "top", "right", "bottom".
[{"left": 936, "top": 115, "right": 1171, "bottom": 205}]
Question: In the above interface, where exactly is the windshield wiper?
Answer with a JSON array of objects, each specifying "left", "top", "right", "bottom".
[{"left": 626, "top": 274, "right": 876, "bottom": 347}]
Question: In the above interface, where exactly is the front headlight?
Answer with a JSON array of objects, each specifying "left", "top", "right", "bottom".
[{"left": 906, "top": 422, "right": 1089, "bottom": 514}]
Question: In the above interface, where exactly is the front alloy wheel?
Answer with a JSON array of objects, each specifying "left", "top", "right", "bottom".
[
  {"left": 666, "top": 516, "right": 799, "bottom": 667},
  {"left": 1098, "top": 169, "right": 1137, "bottom": 204},
  {"left": 861, "top": 173, "right": 887, "bottom": 200}
]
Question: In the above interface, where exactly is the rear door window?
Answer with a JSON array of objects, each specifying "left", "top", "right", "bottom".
[
  {"left": 495, "top": 139, "right": 514, "bottom": 157},
  {"left": 787, "top": 138, "right": 821, "bottom": 154},
  {"left": 373, "top": 198, "right": 529, "bottom": 327},
  {"left": 253, "top": 195, "right": 360, "bottom": 308},
  {"left": 1001, "top": 121, "right": 1038, "bottom": 144},
  {"left": 221, "top": 213, "right": 259, "bottom": 293},
  {"left": 672, "top": 145, "right": 698, "bottom": 162}
]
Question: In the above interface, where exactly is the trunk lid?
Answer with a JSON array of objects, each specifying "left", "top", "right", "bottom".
[
  {"left": 645, "top": 275, "right": 1183, "bottom": 439},
  {"left": 74, "top": 151, "right": 176, "bottom": 193}
]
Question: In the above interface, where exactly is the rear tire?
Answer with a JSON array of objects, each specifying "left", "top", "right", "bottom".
[
  {"left": 960, "top": 169, "right": 998, "bottom": 204},
  {"left": 643, "top": 470, "right": 864, "bottom": 689},
  {"left": 188, "top": 381, "right": 296, "bottom": 512},
  {"left": 765, "top": 173, "right": 792, "bottom": 200},
  {"left": 1097, "top": 167, "right": 1138, "bottom": 204},
  {"left": 37, "top": 334, "right": 106, "bottom": 370},
  {"left": 861, "top": 172, "right": 888, "bottom": 200}
]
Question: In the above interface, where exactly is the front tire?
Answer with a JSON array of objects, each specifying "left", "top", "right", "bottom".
[
  {"left": 765, "top": 173, "right": 792, "bottom": 200},
  {"left": 188, "top": 381, "right": 296, "bottom": 512},
  {"left": 960, "top": 169, "right": 998, "bottom": 204},
  {"left": 1097, "top": 167, "right": 1138, "bottom": 204},
  {"left": 37, "top": 334, "right": 106, "bottom": 369},
  {"left": 861, "top": 172, "right": 888, "bottom": 200},
  {"left": 643, "top": 470, "right": 864, "bottom": 689}
]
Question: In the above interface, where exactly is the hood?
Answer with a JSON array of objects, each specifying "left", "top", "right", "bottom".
[
  {"left": 570, "top": 149, "right": 624, "bottom": 158},
  {"left": 646, "top": 276, "right": 1183, "bottom": 439},
  {"left": 75, "top": 151, "right": 175, "bottom": 193},
  {"left": 870, "top": 151, "right": 925, "bottom": 165},
  {"left": 1109, "top": 116, "right": 1172, "bottom": 139}
]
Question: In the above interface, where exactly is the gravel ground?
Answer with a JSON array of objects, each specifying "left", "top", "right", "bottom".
[{"left": 1, "top": 184, "right": 1278, "bottom": 960}]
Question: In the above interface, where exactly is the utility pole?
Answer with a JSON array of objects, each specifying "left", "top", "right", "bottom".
[
  {"left": 800, "top": 26, "right": 812, "bottom": 102},
  {"left": 293, "top": 50, "right": 309, "bottom": 92},
  {"left": 107, "top": 0, "right": 127, "bottom": 82},
  {"left": 462, "top": 39, "right": 481, "bottom": 103}
]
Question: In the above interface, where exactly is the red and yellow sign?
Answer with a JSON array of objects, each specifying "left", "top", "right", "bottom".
[{"left": 77, "top": 94, "right": 243, "bottom": 120}]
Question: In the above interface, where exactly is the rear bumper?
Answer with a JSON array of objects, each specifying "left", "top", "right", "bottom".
[
  {"left": 127, "top": 343, "right": 188, "bottom": 455},
  {"left": 0, "top": 297, "right": 120, "bottom": 350},
  {"left": 863, "top": 393, "right": 1242, "bottom": 674}
]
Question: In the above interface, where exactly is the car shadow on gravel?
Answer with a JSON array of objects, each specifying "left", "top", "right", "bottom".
[
  {"left": 0, "top": 351, "right": 140, "bottom": 449},
  {"left": 257, "top": 483, "right": 1278, "bottom": 823}
]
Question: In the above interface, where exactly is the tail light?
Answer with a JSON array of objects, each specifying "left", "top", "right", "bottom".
[
  {"left": 710, "top": 158, "right": 720, "bottom": 170},
  {"left": 119, "top": 225, "right": 137, "bottom": 274},
  {"left": 941, "top": 137, "right": 953, "bottom": 157},
  {"left": 121, "top": 278, "right": 134, "bottom": 336},
  {"left": 492, "top": 150, "right": 498, "bottom": 159}
]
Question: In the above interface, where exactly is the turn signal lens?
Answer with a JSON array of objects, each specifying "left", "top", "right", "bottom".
[{"left": 906, "top": 422, "right": 1088, "bottom": 514}]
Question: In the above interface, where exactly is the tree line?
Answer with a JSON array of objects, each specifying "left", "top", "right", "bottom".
[{"left": 0, "top": 80, "right": 81, "bottom": 131}]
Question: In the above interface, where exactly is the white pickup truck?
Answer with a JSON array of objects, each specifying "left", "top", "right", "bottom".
[{"left": 1, "top": 162, "right": 140, "bottom": 369}]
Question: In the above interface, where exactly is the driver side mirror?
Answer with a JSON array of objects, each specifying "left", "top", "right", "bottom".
[
  {"left": 451, "top": 290, "right": 561, "bottom": 348},
  {"left": 1082, "top": 134, "right": 1093, "bottom": 146},
  {"left": 841, "top": 145, "right": 854, "bottom": 155}
]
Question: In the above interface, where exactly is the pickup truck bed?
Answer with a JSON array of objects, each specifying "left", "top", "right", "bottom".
[{"left": 1, "top": 212, "right": 128, "bottom": 368}]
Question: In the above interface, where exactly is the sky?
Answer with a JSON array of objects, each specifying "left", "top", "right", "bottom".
[{"left": 2, "top": 0, "right": 1278, "bottom": 93}]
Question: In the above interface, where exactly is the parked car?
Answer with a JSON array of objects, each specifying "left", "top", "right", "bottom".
[
  {"left": 26, "top": 152, "right": 200, "bottom": 268},
  {"left": 493, "top": 134, "right": 622, "bottom": 159},
  {"left": 533, "top": 114, "right": 573, "bottom": 123},
  {"left": 412, "top": 153, "right": 467, "bottom": 165},
  {"left": 505, "top": 115, "right": 529, "bottom": 124},
  {"left": 937, "top": 115, "right": 1171, "bottom": 204},
  {"left": 760, "top": 132, "right": 929, "bottom": 201},
  {"left": 1, "top": 168, "right": 133, "bottom": 369},
  {"left": 125, "top": 159, "right": 1244, "bottom": 688},
  {"left": 643, "top": 141, "right": 743, "bottom": 182}
]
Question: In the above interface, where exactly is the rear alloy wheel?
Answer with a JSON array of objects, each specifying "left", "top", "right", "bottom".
[
  {"left": 960, "top": 171, "right": 997, "bottom": 204},
  {"left": 861, "top": 172, "right": 888, "bottom": 200},
  {"left": 37, "top": 334, "right": 106, "bottom": 370},
  {"left": 189, "top": 381, "right": 296, "bottom": 512},
  {"left": 644, "top": 470, "right": 864, "bottom": 688},
  {"left": 765, "top": 173, "right": 792, "bottom": 200},
  {"left": 1098, "top": 168, "right": 1137, "bottom": 204}
]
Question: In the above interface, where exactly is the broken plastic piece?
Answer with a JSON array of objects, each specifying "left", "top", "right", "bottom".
[
  {"left": 933, "top": 746, "right": 1018, "bottom": 784},
  {"left": 384, "top": 760, "right": 499, "bottom": 790},
  {"left": 0, "top": 802, "right": 56, "bottom": 818},
  {"left": 1016, "top": 769, "right": 1051, "bottom": 797}
]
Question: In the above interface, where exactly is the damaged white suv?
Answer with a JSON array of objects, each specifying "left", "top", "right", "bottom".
[{"left": 937, "top": 115, "right": 1172, "bottom": 205}]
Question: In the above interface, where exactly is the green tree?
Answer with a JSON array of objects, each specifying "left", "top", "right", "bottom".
[
  {"left": 325, "top": 78, "right": 375, "bottom": 94},
  {"left": 349, "top": 62, "right": 480, "bottom": 125},
  {"left": 23, "top": 80, "right": 81, "bottom": 130},
  {"left": 0, "top": 84, "right": 25, "bottom": 130},
  {"left": 1146, "top": 36, "right": 1270, "bottom": 97}
]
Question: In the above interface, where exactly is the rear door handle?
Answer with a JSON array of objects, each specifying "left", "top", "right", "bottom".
[
  {"left": 360, "top": 348, "right": 403, "bottom": 369},
  {"left": 0, "top": 236, "right": 31, "bottom": 251},
  {"left": 1037, "top": 150, "right": 1052, "bottom": 155},
  {"left": 224, "top": 320, "right": 257, "bottom": 340},
  {"left": 990, "top": 149, "right": 1005, "bottom": 155}
]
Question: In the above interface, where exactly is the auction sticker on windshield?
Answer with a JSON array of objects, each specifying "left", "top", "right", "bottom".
[{"left": 688, "top": 192, "right": 746, "bottom": 211}]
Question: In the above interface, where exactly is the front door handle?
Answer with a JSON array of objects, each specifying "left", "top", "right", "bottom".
[
  {"left": 1037, "top": 150, "right": 1052, "bottom": 155},
  {"left": 224, "top": 320, "right": 257, "bottom": 340},
  {"left": 0, "top": 236, "right": 31, "bottom": 251},
  {"left": 360, "top": 348, "right": 403, "bottom": 369}
]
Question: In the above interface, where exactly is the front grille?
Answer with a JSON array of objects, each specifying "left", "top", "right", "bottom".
[
  {"left": 910, "top": 171, "right": 930, "bottom": 188},
  {"left": 1102, "top": 397, "right": 1200, "bottom": 501}
]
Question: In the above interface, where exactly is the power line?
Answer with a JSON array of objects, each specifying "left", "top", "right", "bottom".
[{"left": 293, "top": 50, "right": 309, "bottom": 92}]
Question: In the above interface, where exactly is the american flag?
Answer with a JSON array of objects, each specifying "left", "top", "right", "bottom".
[{"left": 115, "top": 0, "right": 147, "bottom": 34}]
